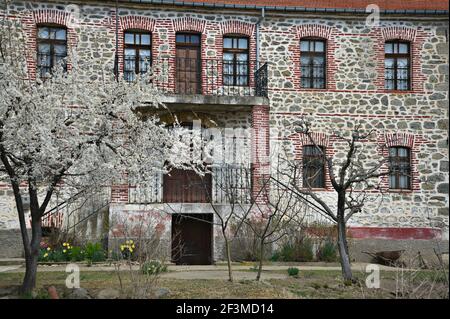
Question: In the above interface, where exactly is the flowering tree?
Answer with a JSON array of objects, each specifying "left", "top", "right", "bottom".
[{"left": 0, "top": 19, "right": 190, "bottom": 294}]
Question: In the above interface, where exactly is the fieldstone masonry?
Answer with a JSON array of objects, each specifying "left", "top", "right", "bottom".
[{"left": 0, "top": 1, "right": 448, "bottom": 260}]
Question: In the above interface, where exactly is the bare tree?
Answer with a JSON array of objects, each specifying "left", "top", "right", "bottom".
[
  {"left": 273, "top": 119, "right": 389, "bottom": 282},
  {"left": 243, "top": 172, "right": 307, "bottom": 281}
]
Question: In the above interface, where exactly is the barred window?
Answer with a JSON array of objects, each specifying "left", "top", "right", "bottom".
[
  {"left": 300, "top": 39, "right": 326, "bottom": 89},
  {"left": 124, "top": 31, "right": 151, "bottom": 82},
  {"left": 303, "top": 145, "right": 326, "bottom": 188},
  {"left": 223, "top": 36, "right": 249, "bottom": 86},
  {"left": 385, "top": 41, "right": 411, "bottom": 91},
  {"left": 37, "top": 26, "right": 67, "bottom": 78},
  {"left": 389, "top": 147, "right": 411, "bottom": 190}
]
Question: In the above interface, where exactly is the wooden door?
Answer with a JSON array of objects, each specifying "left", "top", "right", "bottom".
[
  {"left": 163, "top": 168, "right": 212, "bottom": 203},
  {"left": 172, "top": 213, "right": 213, "bottom": 265},
  {"left": 176, "top": 33, "right": 201, "bottom": 94}
]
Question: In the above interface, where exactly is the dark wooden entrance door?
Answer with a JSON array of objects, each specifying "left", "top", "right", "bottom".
[
  {"left": 163, "top": 168, "right": 212, "bottom": 203},
  {"left": 176, "top": 33, "right": 201, "bottom": 94},
  {"left": 172, "top": 213, "right": 213, "bottom": 265}
]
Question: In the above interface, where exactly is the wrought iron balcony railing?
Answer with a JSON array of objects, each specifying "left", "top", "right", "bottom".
[
  {"left": 124, "top": 56, "right": 268, "bottom": 98},
  {"left": 128, "top": 164, "right": 252, "bottom": 204}
]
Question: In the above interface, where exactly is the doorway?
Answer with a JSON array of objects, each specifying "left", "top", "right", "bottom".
[
  {"left": 176, "top": 33, "right": 201, "bottom": 94},
  {"left": 171, "top": 213, "right": 213, "bottom": 265}
]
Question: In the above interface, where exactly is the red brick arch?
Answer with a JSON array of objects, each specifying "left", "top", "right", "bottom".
[
  {"left": 374, "top": 26, "right": 426, "bottom": 92},
  {"left": 22, "top": 9, "right": 78, "bottom": 79},
  {"left": 117, "top": 16, "right": 156, "bottom": 73},
  {"left": 378, "top": 132, "right": 423, "bottom": 192},
  {"left": 289, "top": 24, "right": 338, "bottom": 91}
]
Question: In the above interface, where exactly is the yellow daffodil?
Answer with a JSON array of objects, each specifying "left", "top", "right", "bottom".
[
  {"left": 47, "top": 247, "right": 51, "bottom": 251},
  {"left": 43, "top": 253, "right": 48, "bottom": 258},
  {"left": 63, "top": 249, "right": 67, "bottom": 253},
  {"left": 132, "top": 244, "right": 135, "bottom": 249}
]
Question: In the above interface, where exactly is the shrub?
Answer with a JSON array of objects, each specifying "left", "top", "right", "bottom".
[
  {"left": 287, "top": 267, "right": 299, "bottom": 277},
  {"left": 317, "top": 240, "right": 338, "bottom": 262},
  {"left": 141, "top": 260, "right": 167, "bottom": 276},
  {"left": 69, "top": 246, "right": 85, "bottom": 262},
  {"left": 271, "top": 236, "right": 314, "bottom": 262},
  {"left": 85, "top": 242, "right": 106, "bottom": 263}
]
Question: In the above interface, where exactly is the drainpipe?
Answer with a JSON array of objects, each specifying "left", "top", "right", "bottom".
[{"left": 255, "top": 7, "right": 265, "bottom": 68}]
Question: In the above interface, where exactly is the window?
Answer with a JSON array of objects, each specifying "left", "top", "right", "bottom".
[
  {"left": 302, "top": 145, "right": 326, "bottom": 188},
  {"left": 385, "top": 41, "right": 410, "bottom": 91},
  {"left": 300, "top": 39, "right": 326, "bottom": 89},
  {"left": 124, "top": 31, "right": 151, "bottom": 82},
  {"left": 389, "top": 147, "right": 411, "bottom": 190},
  {"left": 37, "top": 26, "right": 67, "bottom": 78},
  {"left": 223, "top": 36, "right": 249, "bottom": 86}
]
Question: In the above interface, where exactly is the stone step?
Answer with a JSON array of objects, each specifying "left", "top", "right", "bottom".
[{"left": 0, "top": 258, "right": 25, "bottom": 266}]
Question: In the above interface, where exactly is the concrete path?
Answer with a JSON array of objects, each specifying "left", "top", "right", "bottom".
[
  {"left": 0, "top": 265, "right": 22, "bottom": 273},
  {"left": 0, "top": 262, "right": 403, "bottom": 275}
]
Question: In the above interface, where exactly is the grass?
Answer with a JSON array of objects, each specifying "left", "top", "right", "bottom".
[{"left": 0, "top": 268, "right": 447, "bottom": 299}]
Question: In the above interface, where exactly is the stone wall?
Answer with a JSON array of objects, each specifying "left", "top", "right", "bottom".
[{"left": 0, "top": 1, "right": 448, "bottom": 246}]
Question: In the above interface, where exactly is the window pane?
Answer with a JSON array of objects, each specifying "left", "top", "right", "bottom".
[
  {"left": 176, "top": 34, "right": 185, "bottom": 43},
  {"left": 55, "top": 29, "right": 66, "bottom": 40},
  {"left": 54, "top": 44, "right": 67, "bottom": 56},
  {"left": 223, "top": 53, "right": 233, "bottom": 61},
  {"left": 397, "top": 58, "right": 409, "bottom": 68},
  {"left": 385, "top": 42, "right": 393, "bottom": 53},
  {"left": 238, "top": 38, "right": 248, "bottom": 49},
  {"left": 315, "top": 41, "right": 324, "bottom": 52},
  {"left": 140, "top": 49, "right": 151, "bottom": 58},
  {"left": 300, "top": 40, "right": 310, "bottom": 52},
  {"left": 141, "top": 34, "right": 151, "bottom": 45},
  {"left": 38, "top": 43, "right": 50, "bottom": 54},
  {"left": 237, "top": 53, "right": 248, "bottom": 61},
  {"left": 399, "top": 176, "right": 408, "bottom": 189},
  {"left": 38, "top": 27, "right": 49, "bottom": 39},
  {"left": 385, "top": 58, "right": 394, "bottom": 68},
  {"left": 124, "top": 48, "right": 136, "bottom": 57},
  {"left": 399, "top": 43, "right": 409, "bottom": 54},
  {"left": 125, "top": 33, "right": 134, "bottom": 44},
  {"left": 190, "top": 35, "right": 200, "bottom": 44},
  {"left": 398, "top": 148, "right": 408, "bottom": 157},
  {"left": 224, "top": 38, "right": 233, "bottom": 49}
]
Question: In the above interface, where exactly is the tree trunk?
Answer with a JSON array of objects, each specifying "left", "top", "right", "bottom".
[
  {"left": 223, "top": 237, "right": 233, "bottom": 282},
  {"left": 336, "top": 192, "right": 353, "bottom": 282},
  {"left": 20, "top": 213, "right": 42, "bottom": 295},
  {"left": 337, "top": 218, "right": 352, "bottom": 282},
  {"left": 255, "top": 240, "right": 265, "bottom": 281}
]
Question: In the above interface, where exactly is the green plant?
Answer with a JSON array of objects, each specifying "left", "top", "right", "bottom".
[
  {"left": 69, "top": 246, "right": 85, "bottom": 262},
  {"left": 141, "top": 260, "right": 167, "bottom": 276},
  {"left": 84, "top": 242, "right": 106, "bottom": 263},
  {"left": 271, "top": 236, "right": 314, "bottom": 262},
  {"left": 287, "top": 267, "right": 299, "bottom": 277},
  {"left": 317, "top": 240, "right": 338, "bottom": 262}
]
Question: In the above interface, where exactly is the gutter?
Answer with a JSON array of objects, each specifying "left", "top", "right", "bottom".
[
  {"left": 255, "top": 7, "right": 265, "bottom": 66},
  {"left": 119, "top": 0, "right": 449, "bottom": 15}
]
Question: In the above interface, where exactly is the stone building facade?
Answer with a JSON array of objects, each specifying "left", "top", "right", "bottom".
[{"left": 0, "top": 0, "right": 448, "bottom": 262}]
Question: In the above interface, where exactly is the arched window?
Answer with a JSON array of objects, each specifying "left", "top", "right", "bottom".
[
  {"left": 385, "top": 40, "right": 410, "bottom": 91},
  {"left": 223, "top": 35, "right": 249, "bottom": 87},
  {"left": 300, "top": 38, "right": 326, "bottom": 89},
  {"left": 389, "top": 146, "right": 411, "bottom": 190},
  {"left": 302, "top": 145, "right": 326, "bottom": 188},
  {"left": 37, "top": 25, "right": 67, "bottom": 78},
  {"left": 123, "top": 30, "right": 151, "bottom": 82}
]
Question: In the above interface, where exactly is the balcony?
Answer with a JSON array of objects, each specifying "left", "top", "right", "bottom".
[
  {"left": 125, "top": 56, "right": 269, "bottom": 107},
  {"left": 128, "top": 164, "right": 252, "bottom": 205}
]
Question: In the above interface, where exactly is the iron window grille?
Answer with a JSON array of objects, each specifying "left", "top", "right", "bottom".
[
  {"left": 37, "top": 25, "right": 67, "bottom": 78},
  {"left": 124, "top": 31, "right": 152, "bottom": 82},
  {"left": 302, "top": 145, "right": 326, "bottom": 189},
  {"left": 389, "top": 147, "right": 412, "bottom": 190},
  {"left": 385, "top": 41, "right": 411, "bottom": 91},
  {"left": 223, "top": 36, "right": 249, "bottom": 87},
  {"left": 300, "top": 39, "right": 326, "bottom": 89}
]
